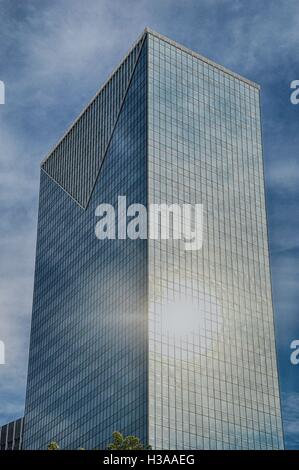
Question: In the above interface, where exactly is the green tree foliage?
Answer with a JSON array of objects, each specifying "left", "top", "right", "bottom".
[
  {"left": 47, "top": 441, "right": 60, "bottom": 450},
  {"left": 107, "top": 431, "right": 151, "bottom": 450},
  {"left": 47, "top": 431, "right": 150, "bottom": 450}
]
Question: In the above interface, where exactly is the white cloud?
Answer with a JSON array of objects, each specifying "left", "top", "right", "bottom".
[{"left": 267, "top": 159, "right": 299, "bottom": 195}]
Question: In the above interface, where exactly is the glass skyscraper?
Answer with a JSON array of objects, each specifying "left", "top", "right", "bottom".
[{"left": 23, "top": 29, "right": 284, "bottom": 450}]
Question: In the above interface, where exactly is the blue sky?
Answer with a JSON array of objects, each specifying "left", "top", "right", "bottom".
[{"left": 0, "top": 0, "right": 298, "bottom": 449}]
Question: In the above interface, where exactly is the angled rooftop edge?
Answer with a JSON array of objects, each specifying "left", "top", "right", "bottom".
[{"left": 40, "top": 27, "right": 260, "bottom": 167}]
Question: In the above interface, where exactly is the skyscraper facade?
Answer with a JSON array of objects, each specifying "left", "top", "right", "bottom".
[{"left": 23, "top": 29, "right": 284, "bottom": 450}]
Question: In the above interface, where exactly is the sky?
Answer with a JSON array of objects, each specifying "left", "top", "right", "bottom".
[{"left": 0, "top": 0, "right": 298, "bottom": 449}]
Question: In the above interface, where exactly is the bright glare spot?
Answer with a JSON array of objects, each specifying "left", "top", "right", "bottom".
[{"left": 160, "top": 294, "right": 221, "bottom": 339}]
